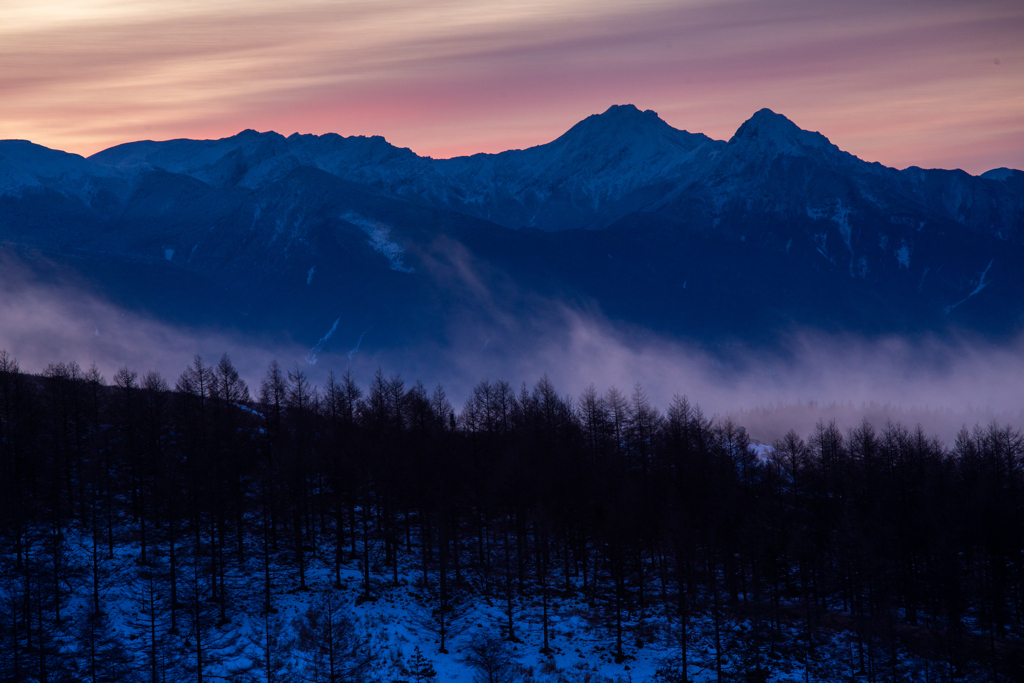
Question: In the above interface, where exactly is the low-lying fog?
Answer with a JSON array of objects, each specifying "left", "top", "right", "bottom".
[{"left": 2, "top": 253, "right": 1021, "bottom": 447}]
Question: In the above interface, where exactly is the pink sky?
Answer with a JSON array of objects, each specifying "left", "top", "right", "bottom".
[{"left": 2, "top": 0, "right": 1022, "bottom": 173}]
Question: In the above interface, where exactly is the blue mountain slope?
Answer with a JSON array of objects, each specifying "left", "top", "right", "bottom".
[{"left": 2, "top": 106, "right": 1023, "bottom": 356}]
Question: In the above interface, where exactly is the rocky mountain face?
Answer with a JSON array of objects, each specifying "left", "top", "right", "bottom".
[{"left": 1, "top": 105, "right": 1023, "bottom": 356}]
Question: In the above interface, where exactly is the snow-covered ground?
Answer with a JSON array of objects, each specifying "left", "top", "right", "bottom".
[{"left": 25, "top": 521, "right": 971, "bottom": 683}]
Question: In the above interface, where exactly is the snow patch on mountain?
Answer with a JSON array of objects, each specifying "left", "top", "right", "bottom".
[
  {"left": 945, "top": 259, "right": 994, "bottom": 313},
  {"left": 813, "top": 232, "right": 829, "bottom": 261},
  {"left": 981, "top": 167, "right": 1021, "bottom": 182},
  {"left": 808, "top": 200, "right": 858, "bottom": 274},
  {"left": 348, "top": 331, "right": 365, "bottom": 360},
  {"left": 895, "top": 241, "right": 911, "bottom": 270},
  {"left": 853, "top": 256, "right": 869, "bottom": 278},
  {"left": 833, "top": 201, "right": 853, "bottom": 249},
  {"left": 343, "top": 213, "right": 414, "bottom": 273},
  {"left": 306, "top": 317, "right": 340, "bottom": 365}
]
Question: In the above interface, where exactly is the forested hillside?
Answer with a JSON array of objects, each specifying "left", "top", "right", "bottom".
[{"left": 0, "top": 350, "right": 1022, "bottom": 682}]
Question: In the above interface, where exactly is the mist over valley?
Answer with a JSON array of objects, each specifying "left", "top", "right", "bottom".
[{"left": 2, "top": 104, "right": 1023, "bottom": 439}]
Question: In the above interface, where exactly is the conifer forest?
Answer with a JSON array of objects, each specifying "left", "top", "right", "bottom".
[{"left": 0, "top": 350, "right": 1022, "bottom": 682}]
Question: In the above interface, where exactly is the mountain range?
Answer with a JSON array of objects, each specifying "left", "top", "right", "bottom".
[{"left": 2, "top": 104, "right": 1023, "bottom": 363}]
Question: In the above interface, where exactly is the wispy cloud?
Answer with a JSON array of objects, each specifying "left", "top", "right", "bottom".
[
  {"left": 1, "top": 0, "right": 1020, "bottom": 172},
  {"left": 0, "top": 250, "right": 302, "bottom": 387},
  {"left": 2, "top": 246, "right": 1022, "bottom": 447}
]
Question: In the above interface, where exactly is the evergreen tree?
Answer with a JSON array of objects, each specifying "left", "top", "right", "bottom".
[{"left": 408, "top": 645, "right": 437, "bottom": 682}]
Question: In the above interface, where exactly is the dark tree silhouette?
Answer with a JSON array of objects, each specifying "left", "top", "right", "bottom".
[{"left": 0, "top": 347, "right": 1022, "bottom": 681}]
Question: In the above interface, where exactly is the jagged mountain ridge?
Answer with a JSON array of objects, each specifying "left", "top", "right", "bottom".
[
  {"left": 5, "top": 104, "right": 1023, "bottom": 243},
  {"left": 67, "top": 104, "right": 1024, "bottom": 239},
  {"left": 75, "top": 105, "right": 722, "bottom": 232},
  {"left": 2, "top": 105, "right": 1023, "bottom": 354}
]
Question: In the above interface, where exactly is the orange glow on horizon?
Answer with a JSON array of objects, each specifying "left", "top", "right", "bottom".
[{"left": 1, "top": 0, "right": 1022, "bottom": 173}]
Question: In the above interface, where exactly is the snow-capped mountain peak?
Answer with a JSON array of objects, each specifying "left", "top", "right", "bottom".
[
  {"left": 729, "top": 108, "right": 835, "bottom": 157},
  {"left": 558, "top": 104, "right": 667, "bottom": 139},
  {"left": 549, "top": 103, "right": 709, "bottom": 157}
]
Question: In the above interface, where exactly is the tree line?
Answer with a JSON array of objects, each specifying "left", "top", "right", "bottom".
[{"left": 0, "top": 349, "right": 1022, "bottom": 682}]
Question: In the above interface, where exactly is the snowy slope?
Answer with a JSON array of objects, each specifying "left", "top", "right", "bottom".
[
  {"left": 79, "top": 105, "right": 1023, "bottom": 242},
  {"left": 86, "top": 105, "right": 723, "bottom": 231},
  {"left": 0, "top": 139, "right": 128, "bottom": 201},
  {"left": 37, "top": 516, "right": 959, "bottom": 683},
  {"left": 426, "top": 104, "right": 723, "bottom": 230}
]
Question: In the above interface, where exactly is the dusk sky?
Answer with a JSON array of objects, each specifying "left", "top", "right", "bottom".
[{"left": 2, "top": 0, "right": 1022, "bottom": 173}]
